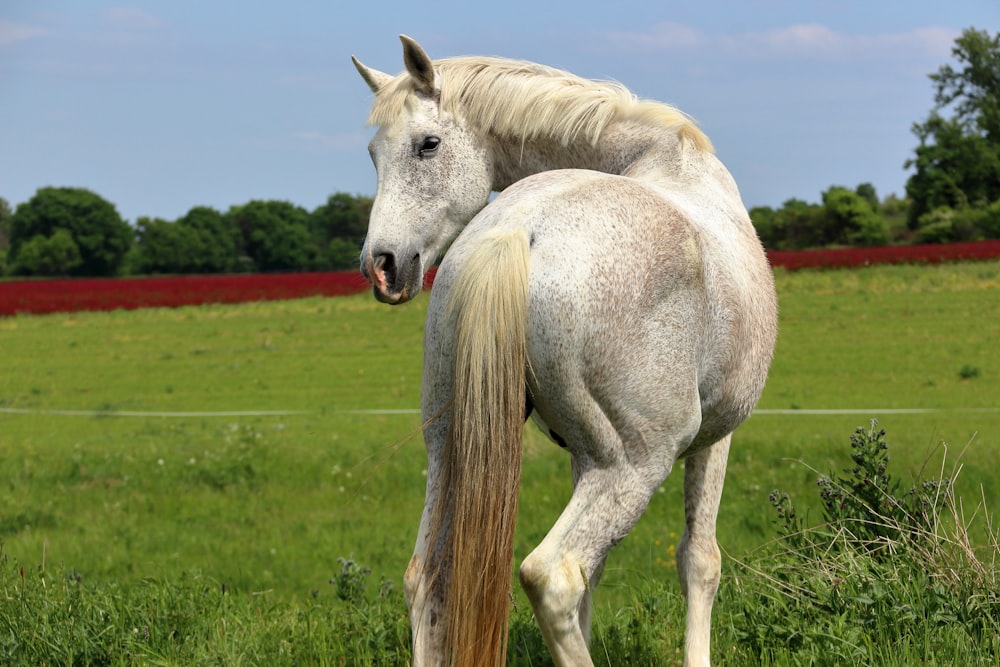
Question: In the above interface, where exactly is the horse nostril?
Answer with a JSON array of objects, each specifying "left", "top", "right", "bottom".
[
  {"left": 372, "top": 252, "right": 397, "bottom": 292},
  {"left": 376, "top": 252, "right": 396, "bottom": 277}
]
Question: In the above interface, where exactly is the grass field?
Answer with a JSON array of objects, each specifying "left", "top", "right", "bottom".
[{"left": 1, "top": 260, "right": 998, "bottom": 665}]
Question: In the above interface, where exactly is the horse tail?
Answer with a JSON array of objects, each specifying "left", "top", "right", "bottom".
[{"left": 439, "top": 228, "right": 530, "bottom": 667}]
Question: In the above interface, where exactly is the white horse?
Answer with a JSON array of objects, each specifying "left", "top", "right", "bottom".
[{"left": 353, "top": 36, "right": 777, "bottom": 667}]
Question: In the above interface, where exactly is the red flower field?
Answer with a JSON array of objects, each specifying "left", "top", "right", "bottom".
[
  {"left": 765, "top": 239, "right": 1000, "bottom": 271},
  {"left": 1, "top": 240, "right": 998, "bottom": 317},
  {"left": 0, "top": 271, "right": 370, "bottom": 317}
]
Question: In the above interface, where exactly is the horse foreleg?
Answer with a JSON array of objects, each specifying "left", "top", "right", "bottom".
[
  {"left": 405, "top": 419, "right": 448, "bottom": 665},
  {"left": 404, "top": 503, "right": 441, "bottom": 664},
  {"left": 677, "top": 434, "right": 730, "bottom": 667}
]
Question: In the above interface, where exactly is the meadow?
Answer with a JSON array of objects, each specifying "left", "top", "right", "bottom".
[{"left": 1, "top": 260, "right": 998, "bottom": 665}]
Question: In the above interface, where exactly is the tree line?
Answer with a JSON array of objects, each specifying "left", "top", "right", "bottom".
[
  {"left": 753, "top": 28, "right": 1000, "bottom": 250},
  {"left": 0, "top": 28, "right": 997, "bottom": 278},
  {"left": 0, "top": 192, "right": 371, "bottom": 278}
]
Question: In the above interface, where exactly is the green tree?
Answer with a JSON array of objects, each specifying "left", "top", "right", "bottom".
[
  {"left": 324, "top": 237, "right": 364, "bottom": 270},
  {"left": 931, "top": 28, "right": 1000, "bottom": 141},
  {"left": 971, "top": 198, "right": 1000, "bottom": 238},
  {"left": 226, "top": 200, "right": 313, "bottom": 272},
  {"left": 309, "top": 193, "right": 372, "bottom": 270},
  {"left": 9, "top": 228, "right": 82, "bottom": 276},
  {"left": 821, "top": 186, "right": 890, "bottom": 247},
  {"left": 879, "top": 193, "right": 911, "bottom": 241},
  {"left": 177, "top": 206, "right": 242, "bottom": 273},
  {"left": 854, "top": 182, "right": 879, "bottom": 210},
  {"left": 749, "top": 205, "right": 779, "bottom": 249},
  {"left": 768, "top": 198, "right": 826, "bottom": 250},
  {"left": 0, "top": 197, "right": 11, "bottom": 275},
  {"left": 131, "top": 217, "right": 205, "bottom": 275},
  {"left": 906, "top": 114, "right": 1000, "bottom": 226},
  {"left": 8, "top": 187, "right": 132, "bottom": 276},
  {"left": 131, "top": 207, "right": 244, "bottom": 275},
  {"left": 906, "top": 28, "right": 1000, "bottom": 228}
]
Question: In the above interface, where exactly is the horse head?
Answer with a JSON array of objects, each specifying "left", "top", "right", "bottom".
[{"left": 353, "top": 36, "right": 493, "bottom": 304}]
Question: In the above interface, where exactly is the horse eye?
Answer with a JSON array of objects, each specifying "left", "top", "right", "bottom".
[{"left": 418, "top": 136, "right": 440, "bottom": 157}]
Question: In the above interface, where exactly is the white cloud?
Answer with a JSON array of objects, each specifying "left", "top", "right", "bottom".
[
  {"left": 862, "top": 27, "right": 958, "bottom": 60},
  {"left": 743, "top": 23, "right": 844, "bottom": 56},
  {"left": 97, "top": 6, "right": 171, "bottom": 48},
  {"left": 606, "top": 22, "right": 959, "bottom": 62},
  {"left": 606, "top": 22, "right": 705, "bottom": 50},
  {"left": 103, "top": 7, "right": 165, "bottom": 32},
  {"left": 0, "top": 19, "right": 46, "bottom": 47}
]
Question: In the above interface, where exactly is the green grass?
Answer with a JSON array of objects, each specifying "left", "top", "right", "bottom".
[{"left": 1, "top": 261, "right": 998, "bottom": 664}]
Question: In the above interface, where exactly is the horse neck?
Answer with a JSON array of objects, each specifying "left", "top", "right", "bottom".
[{"left": 489, "top": 122, "right": 699, "bottom": 191}]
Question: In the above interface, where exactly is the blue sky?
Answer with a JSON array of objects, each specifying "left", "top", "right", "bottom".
[{"left": 2, "top": 1, "right": 998, "bottom": 224}]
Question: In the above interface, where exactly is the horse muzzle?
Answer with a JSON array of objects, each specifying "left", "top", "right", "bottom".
[{"left": 362, "top": 249, "right": 424, "bottom": 305}]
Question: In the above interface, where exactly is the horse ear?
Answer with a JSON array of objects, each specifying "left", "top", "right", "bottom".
[
  {"left": 352, "top": 55, "right": 393, "bottom": 93},
  {"left": 400, "top": 34, "right": 436, "bottom": 94}
]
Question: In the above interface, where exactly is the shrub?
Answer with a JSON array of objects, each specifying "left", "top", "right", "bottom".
[
  {"left": 822, "top": 186, "right": 891, "bottom": 247},
  {"left": 959, "top": 364, "right": 981, "bottom": 380},
  {"left": 331, "top": 555, "right": 374, "bottom": 605},
  {"left": 917, "top": 207, "right": 960, "bottom": 243},
  {"left": 732, "top": 421, "right": 999, "bottom": 661},
  {"left": 965, "top": 199, "right": 1000, "bottom": 240},
  {"left": 918, "top": 203, "right": 1000, "bottom": 243}
]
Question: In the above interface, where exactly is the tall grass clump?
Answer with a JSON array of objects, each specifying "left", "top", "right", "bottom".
[
  {"left": 725, "top": 420, "right": 1000, "bottom": 665},
  {"left": 0, "top": 552, "right": 411, "bottom": 666}
]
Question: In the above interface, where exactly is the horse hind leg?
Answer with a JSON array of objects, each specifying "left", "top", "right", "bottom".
[
  {"left": 569, "top": 456, "right": 607, "bottom": 647},
  {"left": 519, "top": 454, "right": 680, "bottom": 667},
  {"left": 677, "top": 433, "right": 731, "bottom": 667}
]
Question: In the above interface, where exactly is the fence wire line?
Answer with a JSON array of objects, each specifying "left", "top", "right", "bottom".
[{"left": 1, "top": 407, "right": 998, "bottom": 418}]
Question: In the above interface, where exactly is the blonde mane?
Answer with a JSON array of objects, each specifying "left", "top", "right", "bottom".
[{"left": 367, "top": 56, "right": 713, "bottom": 153}]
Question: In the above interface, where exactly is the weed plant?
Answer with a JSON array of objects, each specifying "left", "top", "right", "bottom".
[{"left": 724, "top": 421, "right": 1000, "bottom": 665}]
